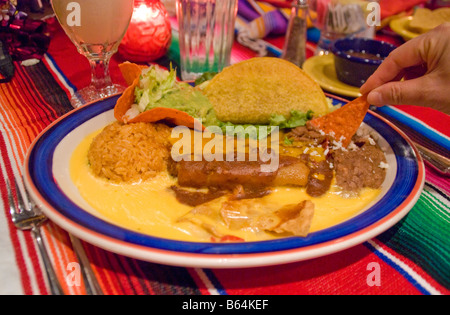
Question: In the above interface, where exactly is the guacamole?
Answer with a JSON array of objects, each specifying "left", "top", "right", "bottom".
[{"left": 134, "top": 66, "right": 219, "bottom": 127}]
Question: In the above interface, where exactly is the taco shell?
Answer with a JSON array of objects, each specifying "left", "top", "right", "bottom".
[{"left": 204, "top": 57, "right": 330, "bottom": 124}]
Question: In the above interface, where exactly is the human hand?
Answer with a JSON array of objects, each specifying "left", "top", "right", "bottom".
[{"left": 360, "top": 22, "right": 450, "bottom": 115}]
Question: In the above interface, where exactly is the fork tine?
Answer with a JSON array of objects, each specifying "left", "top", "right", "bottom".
[
  {"left": 21, "top": 176, "right": 34, "bottom": 211},
  {"left": 6, "top": 179, "right": 17, "bottom": 216},
  {"left": 13, "top": 177, "right": 28, "bottom": 213}
]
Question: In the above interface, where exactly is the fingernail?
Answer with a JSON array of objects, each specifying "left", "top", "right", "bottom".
[{"left": 367, "top": 91, "right": 384, "bottom": 105}]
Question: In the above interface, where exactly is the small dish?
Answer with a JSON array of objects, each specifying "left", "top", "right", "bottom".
[
  {"left": 390, "top": 16, "right": 421, "bottom": 41},
  {"left": 302, "top": 54, "right": 361, "bottom": 98},
  {"left": 331, "top": 38, "right": 397, "bottom": 87}
]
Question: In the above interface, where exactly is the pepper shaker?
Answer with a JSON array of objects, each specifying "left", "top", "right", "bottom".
[{"left": 282, "top": 0, "right": 309, "bottom": 68}]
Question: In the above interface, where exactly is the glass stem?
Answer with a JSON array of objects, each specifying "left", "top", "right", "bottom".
[{"left": 89, "top": 57, "right": 112, "bottom": 91}]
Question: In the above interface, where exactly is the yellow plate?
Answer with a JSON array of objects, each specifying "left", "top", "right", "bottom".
[
  {"left": 390, "top": 16, "right": 421, "bottom": 41},
  {"left": 302, "top": 54, "right": 362, "bottom": 98}
]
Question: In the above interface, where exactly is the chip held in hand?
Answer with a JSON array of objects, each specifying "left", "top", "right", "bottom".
[{"left": 307, "top": 94, "right": 370, "bottom": 148}]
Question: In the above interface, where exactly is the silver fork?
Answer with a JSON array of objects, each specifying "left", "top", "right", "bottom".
[
  {"left": 7, "top": 177, "right": 104, "bottom": 295},
  {"left": 6, "top": 177, "right": 65, "bottom": 295}
]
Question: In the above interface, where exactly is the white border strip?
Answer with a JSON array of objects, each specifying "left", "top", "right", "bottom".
[
  {"left": 367, "top": 240, "right": 442, "bottom": 295},
  {"left": 43, "top": 54, "right": 76, "bottom": 98}
]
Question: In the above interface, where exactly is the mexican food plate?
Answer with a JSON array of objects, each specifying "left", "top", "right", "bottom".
[{"left": 24, "top": 93, "right": 425, "bottom": 268}]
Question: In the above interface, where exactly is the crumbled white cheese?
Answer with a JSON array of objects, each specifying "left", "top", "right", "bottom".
[
  {"left": 331, "top": 139, "right": 347, "bottom": 152},
  {"left": 379, "top": 161, "right": 389, "bottom": 169},
  {"left": 347, "top": 142, "right": 358, "bottom": 151}
]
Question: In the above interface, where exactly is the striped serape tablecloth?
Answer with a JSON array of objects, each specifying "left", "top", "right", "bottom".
[{"left": 0, "top": 5, "right": 449, "bottom": 295}]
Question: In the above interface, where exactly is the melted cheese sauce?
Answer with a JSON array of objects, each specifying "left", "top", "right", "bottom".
[{"left": 70, "top": 130, "right": 382, "bottom": 242}]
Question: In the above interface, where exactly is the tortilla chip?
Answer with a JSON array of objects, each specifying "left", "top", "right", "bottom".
[
  {"left": 408, "top": 8, "right": 450, "bottom": 33},
  {"left": 128, "top": 107, "right": 205, "bottom": 131},
  {"left": 204, "top": 57, "right": 330, "bottom": 124},
  {"left": 119, "top": 62, "right": 147, "bottom": 86},
  {"left": 114, "top": 76, "right": 140, "bottom": 122},
  {"left": 307, "top": 94, "right": 370, "bottom": 148}
]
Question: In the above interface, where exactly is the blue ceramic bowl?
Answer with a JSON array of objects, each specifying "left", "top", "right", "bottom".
[{"left": 331, "top": 38, "right": 397, "bottom": 87}]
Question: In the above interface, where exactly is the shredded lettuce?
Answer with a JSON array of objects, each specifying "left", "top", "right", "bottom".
[
  {"left": 269, "top": 110, "right": 314, "bottom": 129},
  {"left": 194, "top": 72, "right": 218, "bottom": 86},
  {"left": 134, "top": 65, "right": 177, "bottom": 112},
  {"left": 215, "top": 110, "right": 313, "bottom": 140}
]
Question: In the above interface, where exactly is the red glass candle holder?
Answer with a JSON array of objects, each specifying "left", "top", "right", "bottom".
[{"left": 119, "top": 0, "right": 172, "bottom": 62}]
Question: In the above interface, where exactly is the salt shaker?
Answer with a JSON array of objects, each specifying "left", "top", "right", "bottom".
[{"left": 282, "top": 0, "right": 309, "bottom": 68}]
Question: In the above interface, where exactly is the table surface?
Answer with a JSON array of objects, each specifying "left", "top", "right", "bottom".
[{"left": 0, "top": 5, "right": 449, "bottom": 295}]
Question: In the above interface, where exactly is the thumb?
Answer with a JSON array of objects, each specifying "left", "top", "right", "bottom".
[{"left": 367, "top": 78, "right": 430, "bottom": 106}]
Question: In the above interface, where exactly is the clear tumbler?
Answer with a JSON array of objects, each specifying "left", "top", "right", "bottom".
[{"left": 176, "top": 0, "right": 238, "bottom": 81}]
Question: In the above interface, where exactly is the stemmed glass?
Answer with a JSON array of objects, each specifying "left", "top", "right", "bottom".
[{"left": 51, "top": 0, "right": 135, "bottom": 108}]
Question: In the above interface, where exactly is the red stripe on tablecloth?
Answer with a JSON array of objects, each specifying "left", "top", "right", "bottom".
[
  {"left": 1, "top": 84, "right": 38, "bottom": 139},
  {"left": 129, "top": 258, "right": 157, "bottom": 295},
  {"left": 426, "top": 166, "right": 450, "bottom": 195},
  {"left": 116, "top": 255, "right": 146, "bottom": 295},
  {"left": 0, "top": 77, "right": 43, "bottom": 147},
  {"left": 391, "top": 105, "right": 450, "bottom": 138},
  {"left": 210, "top": 245, "right": 422, "bottom": 295},
  {"left": 87, "top": 246, "right": 122, "bottom": 295},
  {"left": 1, "top": 67, "right": 55, "bottom": 152},
  {"left": 103, "top": 251, "right": 137, "bottom": 294}
]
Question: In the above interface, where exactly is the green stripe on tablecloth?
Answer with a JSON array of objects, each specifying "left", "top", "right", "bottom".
[
  {"left": 156, "top": 31, "right": 182, "bottom": 78},
  {"left": 377, "top": 184, "right": 450, "bottom": 289}
]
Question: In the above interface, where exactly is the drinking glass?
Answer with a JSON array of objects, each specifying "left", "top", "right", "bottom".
[
  {"left": 308, "top": 0, "right": 371, "bottom": 55},
  {"left": 51, "top": 0, "right": 135, "bottom": 107},
  {"left": 176, "top": 0, "right": 238, "bottom": 81}
]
